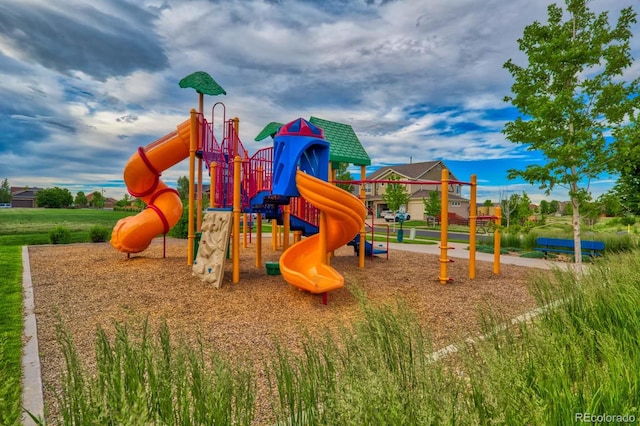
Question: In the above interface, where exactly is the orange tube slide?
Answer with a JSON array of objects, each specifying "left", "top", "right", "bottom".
[
  {"left": 110, "top": 120, "right": 191, "bottom": 253},
  {"left": 279, "top": 171, "right": 366, "bottom": 293}
]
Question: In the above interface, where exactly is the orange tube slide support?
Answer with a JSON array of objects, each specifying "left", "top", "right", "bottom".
[
  {"left": 279, "top": 171, "right": 366, "bottom": 294},
  {"left": 110, "top": 120, "right": 191, "bottom": 253}
]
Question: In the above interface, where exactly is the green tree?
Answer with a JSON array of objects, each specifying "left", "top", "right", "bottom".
[
  {"left": 501, "top": 192, "right": 532, "bottom": 228},
  {"left": 504, "top": 0, "right": 640, "bottom": 265},
  {"left": 74, "top": 191, "right": 88, "bottom": 207},
  {"left": 177, "top": 176, "right": 189, "bottom": 201},
  {"left": 539, "top": 199, "right": 550, "bottom": 215},
  {"left": 381, "top": 175, "right": 410, "bottom": 213},
  {"left": 581, "top": 197, "right": 602, "bottom": 228},
  {"left": 549, "top": 200, "right": 560, "bottom": 214},
  {"left": 90, "top": 191, "right": 104, "bottom": 208},
  {"left": 483, "top": 199, "right": 493, "bottom": 207},
  {"left": 334, "top": 162, "right": 354, "bottom": 193},
  {"left": 382, "top": 175, "right": 410, "bottom": 230},
  {"left": 133, "top": 198, "right": 146, "bottom": 209},
  {"left": 36, "top": 187, "right": 73, "bottom": 208},
  {"left": 597, "top": 190, "right": 622, "bottom": 217},
  {"left": 563, "top": 202, "right": 573, "bottom": 216},
  {"left": 115, "top": 193, "right": 131, "bottom": 208},
  {"left": 0, "top": 178, "right": 10, "bottom": 203},
  {"left": 613, "top": 163, "right": 640, "bottom": 215},
  {"left": 422, "top": 190, "right": 441, "bottom": 217}
]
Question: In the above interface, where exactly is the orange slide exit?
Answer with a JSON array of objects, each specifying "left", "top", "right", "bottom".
[
  {"left": 279, "top": 171, "right": 366, "bottom": 293},
  {"left": 110, "top": 120, "right": 191, "bottom": 254}
]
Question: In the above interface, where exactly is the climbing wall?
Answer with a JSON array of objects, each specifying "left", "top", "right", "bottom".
[{"left": 192, "top": 211, "right": 233, "bottom": 288}]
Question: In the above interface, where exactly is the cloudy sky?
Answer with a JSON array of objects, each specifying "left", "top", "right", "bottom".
[{"left": 1, "top": 0, "right": 638, "bottom": 203}]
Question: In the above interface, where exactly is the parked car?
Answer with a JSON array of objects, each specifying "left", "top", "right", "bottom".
[
  {"left": 384, "top": 211, "right": 411, "bottom": 222},
  {"left": 379, "top": 209, "right": 392, "bottom": 218}
]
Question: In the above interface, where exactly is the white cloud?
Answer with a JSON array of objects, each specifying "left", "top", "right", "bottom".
[{"left": 1, "top": 0, "right": 639, "bottom": 203}]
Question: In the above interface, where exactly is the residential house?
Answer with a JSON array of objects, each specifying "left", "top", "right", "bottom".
[
  {"left": 366, "top": 161, "right": 470, "bottom": 221},
  {"left": 10, "top": 187, "right": 42, "bottom": 208}
]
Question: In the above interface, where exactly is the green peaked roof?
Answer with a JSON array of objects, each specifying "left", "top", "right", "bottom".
[
  {"left": 178, "top": 71, "right": 226, "bottom": 95},
  {"left": 309, "top": 116, "right": 371, "bottom": 166},
  {"left": 254, "top": 122, "right": 283, "bottom": 141}
]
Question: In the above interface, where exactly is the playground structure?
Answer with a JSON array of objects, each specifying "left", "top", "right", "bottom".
[
  {"left": 110, "top": 105, "right": 372, "bottom": 295},
  {"left": 110, "top": 84, "right": 503, "bottom": 295}
]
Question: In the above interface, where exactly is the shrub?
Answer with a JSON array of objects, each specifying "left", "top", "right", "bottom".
[
  {"left": 48, "top": 226, "right": 72, "bottom": 244},
  {"left": 88, "top": 225, "right": 110, "bottom": 243},
  {"left": 620, "top": 215, "right": 636, "bottom": 226},
  {"left": 168, "top": 208, "right": 197, "bottom": 239}
]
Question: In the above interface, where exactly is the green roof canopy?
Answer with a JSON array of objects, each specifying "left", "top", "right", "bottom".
[
  {"left": 254, "top": 122, "right": 283, "bottom": 141},
  {"left": 309, "top": 117, "right": 371, "bottom": 166},
  {"left": 178, "top": 71, "right": 226, "bottom": 96},
  {"left": 254, "top": 117, "right": 371, "bottom": 167}
]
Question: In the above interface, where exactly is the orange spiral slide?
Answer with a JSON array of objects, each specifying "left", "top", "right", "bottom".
[
  {"left": 279, "top": 170, "right": 367, "bottom": 293},
  {"left": 110, "top": 120, "right": 191, "bottom": 254}
]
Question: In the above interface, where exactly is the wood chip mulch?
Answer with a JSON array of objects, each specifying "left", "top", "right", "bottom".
[{"left": 29, "top": 237, "right": 549, "bottom": 424}]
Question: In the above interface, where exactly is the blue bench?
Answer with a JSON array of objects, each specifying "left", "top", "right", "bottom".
[
  {"left": 534, "top": 237, "right": 605, "bottom": 258},
  {"left": 347, "top": 234, "right": 387, "bottom": 256}
]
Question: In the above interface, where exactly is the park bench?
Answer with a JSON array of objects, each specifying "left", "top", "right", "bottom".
[
  {"left": 534, "top": 237, "right": 605, "bottom": 258},
  {"left": 347, "top": 234, "right": 388, "bottom": 256}
]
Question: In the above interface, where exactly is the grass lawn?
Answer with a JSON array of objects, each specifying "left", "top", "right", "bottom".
[
  {"left": 0, "top": 208, "right": 138, "bottom": 246},
  {"left": 0, "top": 246, "right": 23, "bottom": 425}
]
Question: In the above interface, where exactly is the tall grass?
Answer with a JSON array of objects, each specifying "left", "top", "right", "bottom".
[
  {"left": 462, "top": 252, "right": 640, "bottom": 424},
  {"left": 267, "top": 289, "right": 463, "bottom": 425},
  {"left": 51, "top": 253, "right": 640, "bottom": 424},
  {"left": 54, "top": 320, "right": 255, "bottom": 425}
]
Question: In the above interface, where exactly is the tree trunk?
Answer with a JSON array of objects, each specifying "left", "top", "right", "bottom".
[{"left": 571, "top": 192, "right": 582, "bottom": 268}]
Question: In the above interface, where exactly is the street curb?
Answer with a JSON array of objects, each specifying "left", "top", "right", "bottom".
[{"left": 22, "top": 246, "right": 45, "bottom": 425}]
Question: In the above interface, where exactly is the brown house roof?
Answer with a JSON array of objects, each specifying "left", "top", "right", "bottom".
[
  {"left": 367, "top": 161, "right": 459, "bottom": 182},
  {"left": 11, "top": 187, "right": 42, "bottom": 198}
]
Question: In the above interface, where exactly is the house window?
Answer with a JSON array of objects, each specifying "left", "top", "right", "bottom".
[
  {"left": 450, "top": 201, "right": 461, "bottom": 207},
  {"left": 365, "top": 184, "right": 371, "bottom": 193}
]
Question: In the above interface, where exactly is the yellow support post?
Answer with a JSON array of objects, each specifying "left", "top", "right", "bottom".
[
  {"left": 439, "top": 169, "right": 450, "bottom": 284},
  {"left": 233, "top": 155, "right": 241, "bottom": 283},
  {"left": 256, "top": 214, "right": 262, "bottom": 268},
  {"left": 283, "top": 205, "right": 290, "bottom": 251},
  {"left": 319, "top": 211, "right": 328, "bottom": 264},
  {"left": 469, "top": 174, "right": 477, "bottom": 280},
  {"left": 187, "top": 109, "right": 197, "bottom": 266},
  {"left": 494, "top": 206, "right": 501, "bottom": 275},
  {"left": 232, "top": 117, "right": 240, "bottom": 156},
  {"left": 271, "top": 219, "right": 277, "bottom": 250}
]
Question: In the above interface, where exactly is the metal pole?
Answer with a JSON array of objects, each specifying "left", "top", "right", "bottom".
[
  {"left": 187, "top": 109, "right": 197, "bottom": 265},
  {"left": 469, "top": 174, "right": 477, "bottom": 279},
  {"left": 494, "top": 206, "right": 501, "bottom": 275},
  {"left": 439, "top": 169, "right": 450, "bottom": 284}
]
